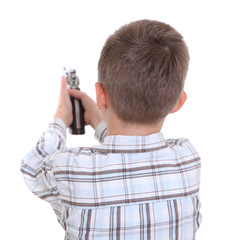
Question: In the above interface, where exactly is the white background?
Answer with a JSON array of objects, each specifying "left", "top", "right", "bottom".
[{"left": 0, "top": 0, "right": 225, "bottom": 239}]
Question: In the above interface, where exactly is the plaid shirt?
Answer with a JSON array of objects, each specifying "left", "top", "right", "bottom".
[{"left": 21, "top": 118, "right": 202, "bottom": 240}]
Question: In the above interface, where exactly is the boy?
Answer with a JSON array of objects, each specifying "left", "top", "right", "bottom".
[{"left": 21, "top": 19, "right": 202, "bottom": 240}]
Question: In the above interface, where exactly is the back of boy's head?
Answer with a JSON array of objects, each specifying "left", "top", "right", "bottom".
[{"left": 98, "top": 19, "right": 189, "bottom": 124}]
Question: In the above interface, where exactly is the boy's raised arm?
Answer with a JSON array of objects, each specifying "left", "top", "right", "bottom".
[
  {"left": 21, "top": 118, "right": 67, "bottom": 202},
  {"left": 21, "top": 76, "right": 104, "bottom": 201}
]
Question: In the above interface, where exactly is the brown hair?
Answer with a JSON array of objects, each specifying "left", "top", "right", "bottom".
[{"left": 98, "top": 19, "right": 189, "bottom": 124}]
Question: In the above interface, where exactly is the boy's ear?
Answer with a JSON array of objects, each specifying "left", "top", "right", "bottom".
[
  {"left": 171, "top": 91, "right": 187, "bottom": 113},
  {"left": 95, "top": 82, "right": 107, "bottom": 110}
]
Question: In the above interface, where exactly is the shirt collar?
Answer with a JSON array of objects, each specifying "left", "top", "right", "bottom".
[{"left": 92, "top": 132, "right": 168, "bottom": 153}]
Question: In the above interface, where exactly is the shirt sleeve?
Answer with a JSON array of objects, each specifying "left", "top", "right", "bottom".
[
  {"left": 21, "top": 118, "right": 67, "bottom": 203},
  {"left": 94, "top": 121, "right": 108, "bottom": 143}
]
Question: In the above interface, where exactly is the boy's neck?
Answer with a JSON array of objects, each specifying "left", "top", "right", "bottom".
[{"left": 106, "top": 117, "right": 164, "bottom": 136}]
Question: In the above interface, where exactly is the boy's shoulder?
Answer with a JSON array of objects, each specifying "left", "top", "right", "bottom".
[{"left": 163, "top": 136, "right": 200, "bottom": 161}]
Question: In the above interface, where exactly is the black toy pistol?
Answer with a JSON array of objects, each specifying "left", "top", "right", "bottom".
[{"left": 63, "top": 67, "right": 85, "bottom": 135}]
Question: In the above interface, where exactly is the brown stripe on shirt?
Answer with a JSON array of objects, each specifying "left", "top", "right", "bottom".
[
  {"left": 116, "top": 206, "right": 121, "bottom": 240},
  {"left": 53, "top": 157, "right": 200, "bottom": 177},
  {"left": 60, "top": 188, "right": 199, "bottom": 207},
  {"left": 85, "top": 209, "right": 92, "bottom": 240}
]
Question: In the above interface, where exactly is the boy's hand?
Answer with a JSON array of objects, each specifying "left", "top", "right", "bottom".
[
  {"left": 54, "top": 76, "right": 73, "bottom": 127},
  {"left": 54, "top": 76, "right": 102, "bottom": 130},
  {"left": 68, "top": 88, "right": 102, "bottom": 130}
]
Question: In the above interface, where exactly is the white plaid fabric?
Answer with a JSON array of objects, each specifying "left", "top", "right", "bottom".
[{"left": 21, "top": 118, "right": 202, "bottom": 239}]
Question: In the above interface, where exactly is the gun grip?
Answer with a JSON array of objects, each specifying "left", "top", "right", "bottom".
[{"left": 69, "top": 95, "right": 85, "bottom": 135}]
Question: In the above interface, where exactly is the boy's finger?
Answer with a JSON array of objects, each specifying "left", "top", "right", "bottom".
[
  {"left": 60, "top": 76, "right": 68, "bottom": 95},
  {"left": 68, "top": 88, "right": 85, "bottom": 100}
]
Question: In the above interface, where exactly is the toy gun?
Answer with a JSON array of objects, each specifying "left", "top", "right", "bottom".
[{"left": 63, "top": 67, "right": 85, "bottom": 135}]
